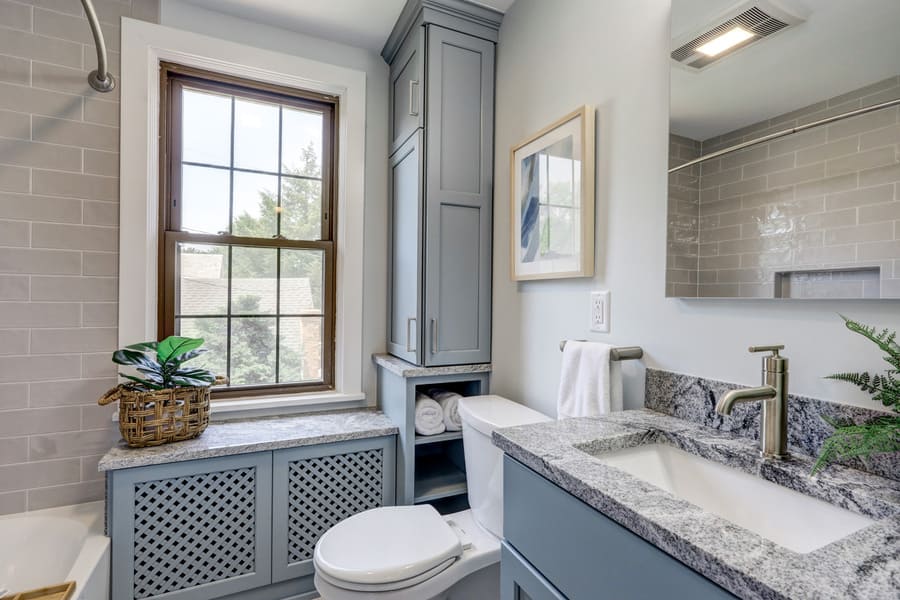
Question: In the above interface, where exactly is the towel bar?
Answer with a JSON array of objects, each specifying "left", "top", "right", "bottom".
[{"left": 558, "top": 340, "right": 644, "bottom": 361}]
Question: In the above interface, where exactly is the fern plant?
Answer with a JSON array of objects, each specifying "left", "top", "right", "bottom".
[{"left": 814, "top": 316, "right": 900, "bottom": 474}]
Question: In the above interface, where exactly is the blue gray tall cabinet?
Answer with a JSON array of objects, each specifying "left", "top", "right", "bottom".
[{"left": 378, "top": 0, "right": 502, "bottom": 508}]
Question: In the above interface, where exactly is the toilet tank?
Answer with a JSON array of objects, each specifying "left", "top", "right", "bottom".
[{"left": 458, "top": 395, "right": 552, "bottom": 538}]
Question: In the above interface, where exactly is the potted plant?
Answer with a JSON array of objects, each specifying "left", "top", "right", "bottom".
[
  {"left": 814, "top": 316, "right": 900, "bottom": 474},
  {"left": 99, "top": 336, "right": 225, "bottom": 448}
]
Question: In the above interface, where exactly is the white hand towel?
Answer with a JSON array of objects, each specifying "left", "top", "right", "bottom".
[
  {"left": 429, "top": 389, "right": 463, "bottom": 431},
  {"left": 415, "top": 393, "right": 446, "bottom": 436},
  {"left": 557, "top": 341, "right": 623, "bottom": 418}
]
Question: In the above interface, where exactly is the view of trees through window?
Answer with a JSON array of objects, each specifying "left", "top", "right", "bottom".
[{"left": 162, "top": 69, "right": 335, "bottom": 395}]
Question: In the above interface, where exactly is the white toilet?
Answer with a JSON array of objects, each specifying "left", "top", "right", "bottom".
[{"left": 313, "top": 395, "right": 551, "bottom": 599}]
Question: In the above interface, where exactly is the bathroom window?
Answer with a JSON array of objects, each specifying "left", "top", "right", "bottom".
[{"left": 158, "top": 63, "right": 337, "bottom": 398}]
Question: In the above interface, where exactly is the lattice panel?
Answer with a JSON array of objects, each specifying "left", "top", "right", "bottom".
[
  {"left": 287, "top": 449, "right": 384, "bottom": 563},
  {"left": 132, "top": 467, "right": 257, "bottom": 599}
]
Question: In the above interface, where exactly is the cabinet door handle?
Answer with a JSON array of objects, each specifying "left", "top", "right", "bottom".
[
  {"left": 408, "top": 80, "right": 419, "bottom": 117},
  {"left": 406, "top": 317, "right": 416, "bottom": 353},
  {"left": 430, "top": 318, "right": 438, "bottom": 354}
]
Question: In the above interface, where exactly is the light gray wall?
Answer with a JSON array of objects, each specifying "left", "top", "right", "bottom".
[
  {"left": 0, "top": 0, "right": 160, "bottom": 515},
  {"left": 159, "top": 0, "right": 390, "bottom": 407},
  {"left": 491, "top": 0, "right": 900, "bottom": 419}
]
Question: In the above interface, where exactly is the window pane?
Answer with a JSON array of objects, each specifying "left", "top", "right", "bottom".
[
  {"left": 280, "top": 176, "right": 322, "bottom": 240},
  {"left": 280, "top": 248, "right": 323, "bottom": 314},
  {"left": 181, "top": 165, "right": 229, "bottom": 234},
  {"left": 177, "top": 243, "right": 228, "bottom": 316},
  {"left": 231, "top": 246, "right": 277, "bottom": 315},
  {"left": 233, "top": 98, "right": 279, "bottom": 172},
  {"left": 231, "top": 317, "right": 276, "bottom": 385},
  {"left": 281, "top": 107, "right": 322, "bottom": 177},
  {"left": 232, "top": 171, "right": 278, "bottom": 238},
  {"left": 176, "top": 317, "right": 227, "bottom": 382},
  {"left": 279, "top": 317, "right": 323, "bottom": 383},
  {"left": 182, "top": 89, "right": 231, "bottom": 167}
]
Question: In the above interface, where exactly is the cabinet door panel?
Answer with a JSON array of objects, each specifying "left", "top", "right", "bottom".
[
  {"left": 387, "top": 131, "right": 424, "bottom": 363},
  {"left": 424, "top": 25, "right": 494, "bottom": 366},
  {"left": 389, "top": 27, "right": 424, "bottom": 155},
  {"left": 271, "top": 437, "right": 396, "bottom": 583},
  {"left": 108, "top": 453, "right": 273, "bottom": 600},
  {"left": 501, "top": 543, "right": 566, "bottom": 600}
]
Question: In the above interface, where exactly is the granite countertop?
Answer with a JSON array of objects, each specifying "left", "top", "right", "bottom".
[
  {"left": 99, "top": 409, "right": 398, "bottom": 471},
  {"left": 372, "top": 353, "right": 492, "bottom": 378},
  {"left": 493, "top": 409, "right": 900, "bottom": 600}
]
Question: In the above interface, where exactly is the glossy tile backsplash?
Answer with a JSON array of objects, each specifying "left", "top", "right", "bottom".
[
  {"left": 668, "top": 75, "right": 900, "bottom": 298},
  {"left": 645, "top": 368, "right": 900, "bottom": 480}
]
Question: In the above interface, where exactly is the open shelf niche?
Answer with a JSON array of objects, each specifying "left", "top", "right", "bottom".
[{"left": 374, "top": 354, "right": 491, "bottom": 513}]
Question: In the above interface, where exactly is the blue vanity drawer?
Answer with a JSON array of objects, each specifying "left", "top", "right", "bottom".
[{"left": 503, "top": 456, "right": 736, "bottom": 599}]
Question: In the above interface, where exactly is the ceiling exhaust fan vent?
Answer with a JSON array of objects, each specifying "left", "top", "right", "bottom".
[{"left": 671, "top": 1, "right": 805, "bottom": 70}]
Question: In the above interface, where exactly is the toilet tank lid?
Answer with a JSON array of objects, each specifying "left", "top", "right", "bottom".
[{"left": 458, "top": 395, "right": 552, "bottom": 437}]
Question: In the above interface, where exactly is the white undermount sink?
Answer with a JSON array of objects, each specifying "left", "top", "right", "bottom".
[{"left": 594, "top": 443, "right": 874, "bottom": 554}]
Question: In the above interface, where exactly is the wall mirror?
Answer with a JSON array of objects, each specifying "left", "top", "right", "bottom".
[{"left": 667, "top": 0, "right": 900, "bottom": 299}]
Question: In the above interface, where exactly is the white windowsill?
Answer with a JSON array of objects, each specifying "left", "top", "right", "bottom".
[{"left": 112, "top": 390, "right": 369, "bottom": 422}]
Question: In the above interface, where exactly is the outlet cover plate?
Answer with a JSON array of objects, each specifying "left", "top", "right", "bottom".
[{"left": 590, "top": 291, "right": 610, "bottom": 333}]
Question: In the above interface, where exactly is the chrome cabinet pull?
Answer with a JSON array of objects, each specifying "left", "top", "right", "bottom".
[
  {"left": 408, "top": 80, "right": 419, "bottom": 116},
  {"left": 430, "top": 319, "right": 438, "bottom": 354},
  {"left": 406, "top": 317, "right": 416, "bottom": 353}
]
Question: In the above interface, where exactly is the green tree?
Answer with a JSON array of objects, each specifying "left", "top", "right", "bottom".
[{"left": 181, "top": 141, "right": 323, "bottom": 386}]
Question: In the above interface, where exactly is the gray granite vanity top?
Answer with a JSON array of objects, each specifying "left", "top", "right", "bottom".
[
  {"left": 493, "top": 409, "right": 900, "bottom": 600},
  {"left": 99, "top": 410, "right": 398, "bottom": 471},
  {"left": 372, "top": 353, "right": 492, "bottom": 378}
]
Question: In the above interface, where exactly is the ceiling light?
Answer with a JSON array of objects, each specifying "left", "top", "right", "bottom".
[{"left": 695, "top": 27, "right": 755, "bottom": 56}]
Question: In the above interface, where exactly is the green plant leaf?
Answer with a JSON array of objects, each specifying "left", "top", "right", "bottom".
[
  {"left": 112, "top": 349, "right": 159, "bottom": 371},
  {"left": 811, "top": 416, "right": 900, "bottom": 475},
  {"left": 125, "top": 341, "right": 158, "bottom": 352},
  {"left": 172, "top": 348, "right": 208, "bottom": 365},
  {"left": 157, "top": 336, "right": 204, "bottom": 366},
  {"left": 173, "top": 367, "right": 216, "bottom": 382},
  {"left": 119, "top": 373, "right": 164, "bottom": 390},
  {"left": 169, "top": 375, "right": 216, "bottom": 387}
]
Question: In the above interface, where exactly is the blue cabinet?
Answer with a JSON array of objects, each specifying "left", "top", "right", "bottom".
[
  {"left": 502, "top": 456, "right": 737, "bottom": 600},
  {"left": 107, "top": 436, "right": 395, "bottom": 600},
  {"left": 384, "top": 1, "right": 500, "bottom": 367}
]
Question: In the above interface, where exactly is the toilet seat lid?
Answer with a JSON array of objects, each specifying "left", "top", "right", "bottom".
[{"left": 314, "top": 505, "right": 462, "bottom": 585}]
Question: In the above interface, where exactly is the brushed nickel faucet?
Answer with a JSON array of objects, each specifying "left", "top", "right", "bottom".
[{"left": 716, "top": 345, "right": 790, "bottom": 460}]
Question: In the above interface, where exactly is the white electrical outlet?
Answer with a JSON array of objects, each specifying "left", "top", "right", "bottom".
[{"left": 590, "top": 291, "right": 610, "bottom": 333}]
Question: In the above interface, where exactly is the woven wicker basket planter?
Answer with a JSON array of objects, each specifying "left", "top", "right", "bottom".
[{"left": 99, "top": 378, "right": 224, "bottom": 448}]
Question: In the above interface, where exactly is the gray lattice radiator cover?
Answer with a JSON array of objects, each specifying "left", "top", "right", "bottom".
[
  {"left": 287, "top": 448, "right": 384, "bottom": 564},
  {"left": 132, "top": 466, "right": 258, "bottom": 599}
]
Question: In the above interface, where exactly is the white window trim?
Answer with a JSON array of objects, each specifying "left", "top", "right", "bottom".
[{"left": 119, "top": 18, "right": 367, "bottom": 415}]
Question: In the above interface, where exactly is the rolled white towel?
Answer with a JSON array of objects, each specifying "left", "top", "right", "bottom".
[
  {"left": 429, "top": 388, "right": 463, "bottom": 431},
  {"left": 415, "top": 393, "right": 446, "bottom": 436}
]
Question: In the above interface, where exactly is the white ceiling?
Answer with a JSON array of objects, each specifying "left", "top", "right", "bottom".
[
  {"left": 671, "top": 0, "right": 900, "bottom": 140},
  {"left": 182, "top": 0, "right": 515, "bottom": 52}
]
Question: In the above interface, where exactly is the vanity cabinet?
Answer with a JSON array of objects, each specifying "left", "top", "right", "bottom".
[
  {"left": 501, "top": 456, "right": 737, "bottom": 600},
  {"left": 384, "top": 0, "right": 500, "bottom": 367},
  {"left": 107, "top": 436, "right": 395, "bottom": 600}
]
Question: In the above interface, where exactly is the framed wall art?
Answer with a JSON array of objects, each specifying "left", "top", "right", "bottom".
[{"left": 510, "top": 105, "right": 595, "bottom": 281}]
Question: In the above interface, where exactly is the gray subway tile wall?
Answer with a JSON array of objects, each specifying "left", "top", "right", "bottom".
[
  {"left": 668, "top": 75, "right": 900, "bottom": 298},
  {"left": 0, "top": 0, "right": 159, "bottom": 514}
]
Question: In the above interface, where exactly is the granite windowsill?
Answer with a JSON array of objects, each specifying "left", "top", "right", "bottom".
[{"left": 98, "top": 409, "right": 398, "bottom": 471}]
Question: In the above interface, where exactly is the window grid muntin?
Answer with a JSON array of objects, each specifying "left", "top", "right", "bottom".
[{"left": 161, "top": 64, "right": 336, "bottom": 398}]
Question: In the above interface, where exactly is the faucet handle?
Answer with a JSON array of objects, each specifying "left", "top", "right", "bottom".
[{"left": 749, "top": 345, "right": 784, "bottom": 356}]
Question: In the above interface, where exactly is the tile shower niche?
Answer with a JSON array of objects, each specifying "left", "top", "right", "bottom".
[{"left": 667, "top": 0, "right": 900, "bottom": 301}]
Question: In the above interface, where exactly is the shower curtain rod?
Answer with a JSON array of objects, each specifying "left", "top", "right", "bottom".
[
  {"left": 81, "top": 0, "right": 116, "bottom": 92},
  {"left": 669, "top": 96, "right": 900, "bottom": 174}
]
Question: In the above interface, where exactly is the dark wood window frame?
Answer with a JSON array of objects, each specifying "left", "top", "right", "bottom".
[{"left": 158, "top": 62, "right": 338, "bottom": 399}]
